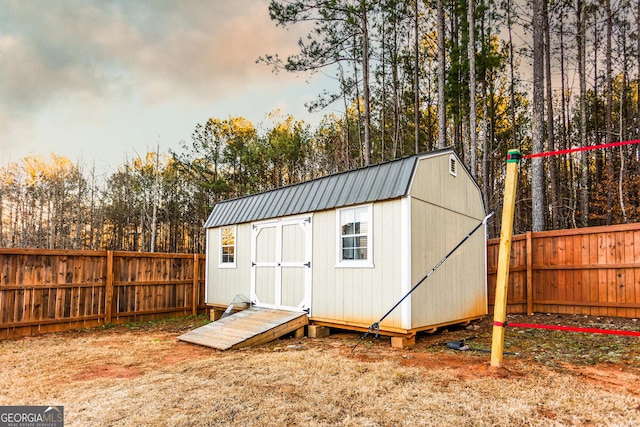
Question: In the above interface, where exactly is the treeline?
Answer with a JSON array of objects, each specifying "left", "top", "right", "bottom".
[
  {"left": 260, "top": 0, "right": 640, "bottom": 234},
  {"left": 2, "top": 0, "right": 640, "bottom": 252},
  {"left": 0, "top": 112, "right": 337, "bottom": 252}
]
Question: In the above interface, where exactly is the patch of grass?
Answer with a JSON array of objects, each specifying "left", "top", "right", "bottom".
[
  {"left": 120, "top": 314, "right": 210, "bottom": 332},
  {"left": 1, "top": 321, "right": 638, "bottom": 427},
  {"left": 412, "top": 314, "right": 640, "bottom": 371},
  {"left": 475, "top": 315, "right": 640, "bottom": 369}
]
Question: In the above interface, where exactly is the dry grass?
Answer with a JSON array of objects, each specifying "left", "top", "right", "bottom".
[{"left": 1, "top": 315, "right": 639, "bottom": 426}]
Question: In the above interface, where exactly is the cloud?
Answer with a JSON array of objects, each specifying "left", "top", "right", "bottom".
[
  {"left": 0, "top": 0, "right": 328, "bottom": 170},
  {"left": 0, "top": 0, "right": 304, "bottom": 112},
  {"left": 1, "top": 2, "right": 132, "bottom": 110}
]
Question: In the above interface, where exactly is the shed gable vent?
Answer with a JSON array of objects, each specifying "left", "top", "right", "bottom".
[{"left": 449, "top": 155, "right": 458, "bottom": 177}]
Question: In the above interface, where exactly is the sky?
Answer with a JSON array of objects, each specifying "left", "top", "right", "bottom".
[{"left": 0, "top": 0, "right": 336, "bottom": 174}]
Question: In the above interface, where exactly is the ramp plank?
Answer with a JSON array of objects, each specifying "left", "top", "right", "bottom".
[{"left": 178, "top": 307, "right": 308, "bottom": 350}]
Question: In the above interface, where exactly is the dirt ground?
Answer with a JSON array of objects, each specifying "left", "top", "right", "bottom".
[{"left": 1, "top": 313, "right": 639, "bottom": 426}]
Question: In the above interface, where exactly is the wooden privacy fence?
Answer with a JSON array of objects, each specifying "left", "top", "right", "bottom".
[
  {"left": 2, "top": 222, "right": 639, "bottom": 340},
  {"left": 487, "top": 223, "right": 640, "bottom": 319},
  {"left": 0, "top": 249, "right": 206, "bottom": 339}
]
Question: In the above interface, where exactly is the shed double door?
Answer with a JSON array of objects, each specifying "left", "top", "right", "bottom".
[{"left": 250, "top": 215, "right": 312, "bottom": 313}]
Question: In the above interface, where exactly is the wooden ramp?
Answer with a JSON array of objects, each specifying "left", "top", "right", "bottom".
[{"left": 178, "top": 307, "right": 308, "bottom": 350}]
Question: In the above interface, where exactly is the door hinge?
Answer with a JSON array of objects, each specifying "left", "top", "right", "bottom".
[{"left": 304, "top": 261, "right": 311, "bottom": 268}]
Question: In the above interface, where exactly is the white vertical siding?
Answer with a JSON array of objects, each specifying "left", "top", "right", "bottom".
[
  {"left": 400, "top": 196, "right": 412, "bottom": 330},
  {"left": 409, "top": 201, "right": 487, "bottom": 326},
  {"left": 409, "top": 155, "right": 487, "bottom": 327},
  {"left": 206, "top": 224, "right": 252, "bottom": 306},
  {"left": 311, "top": 201, "right": 405, "bottom": 330},
  {"left": 410, "top": 154, "right": 485, "bottom": 220}
]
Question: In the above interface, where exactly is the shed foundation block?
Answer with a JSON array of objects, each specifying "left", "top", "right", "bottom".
[
  {"left": 391, "top": 335, "right": 415, "bottom": 349},
  {"left": 210, "top": 309, "right": 224, "bottom": 321},
  {"left": 307, "top": 325, "right": 330, "bottom": 338}
]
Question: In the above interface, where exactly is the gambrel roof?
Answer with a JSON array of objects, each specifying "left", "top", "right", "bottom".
[{"left": 204, "top": 148, "right": 456, "bottom": 228}]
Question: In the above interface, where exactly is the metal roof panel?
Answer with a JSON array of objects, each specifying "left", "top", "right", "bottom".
[{"left": 204, "top": 149, "right": 455, "bottom": 228}]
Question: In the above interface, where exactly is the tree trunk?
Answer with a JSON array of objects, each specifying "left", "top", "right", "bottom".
[
  {"left": 619, "top": 24, "right": 628, "bottom": 223},
  {"left": 577, "top": 0, "right": 589, "bottom": 227},
  {"left": 559, "top": 14, "right": 571, "bottom": 228},
  {"left": 451, "top": 12, "right": 463, "bottom": 156},
  {"left": 381, "top": 6, "right": 387, "bottom": 162},
  {"left": 480, "top": 0, "right": 489, "bottom": 211},
  {"left": 340, "top": 66, "right": 352, "bottom": 170},
  {"left": 361, "top": 0, "right": 372, "bottom": 165},
  {"left": 507, "top": 0, "right": 517, "bottom": 149},
  {"left": 414, "top": 0, "right": 420, "bottom": 154},
  {"left": 544, "top": 0, "right": 558, "bottom": 229},
  {"left": 468, "top": 0, "right": 477, "bottom": 180},
  {"left": 437, "top": 0, "right": 446, "bottom": 148},
  {"left": 150, "top": 148, "right": 159, "bottom": 252},
  {"left": 605, "top": 0, "right": 613, "bottom": 225},
  {"left": 532, "top": 0, "right": 545, "bottom": 232},
  {"left": 392, "top": 12, "right": 401, "bottom": 159},
  {"left": 593, "top": 15, "right": 602, "bottom": 196},
  {"left": 352, "top": 45, "right": 364, "bottom": 167}
]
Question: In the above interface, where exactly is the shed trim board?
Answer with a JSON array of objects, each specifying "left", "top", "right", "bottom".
[
  {"left": 204, "top": 148, "right": 487, "bottom": 337},
  {"left": 401, "top": 196, "right": 411, "bottom": 330}
]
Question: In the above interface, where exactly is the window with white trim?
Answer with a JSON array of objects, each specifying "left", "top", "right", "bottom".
[
  {"left": 337, "top": 205, "right": 372, "bottom": 265},
  {"left": 220, "top": 226, "right": 236, "bottom": 266}
]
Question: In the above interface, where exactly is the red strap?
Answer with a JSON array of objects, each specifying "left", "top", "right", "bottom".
[
  {"left": 522, "top": 139, "right": 640, "bottom": 159},
  {"left": 504, "top": 322, "right": 640, "bottom": 337}
]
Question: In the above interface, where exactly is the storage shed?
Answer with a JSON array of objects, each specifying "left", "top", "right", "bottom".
[{"left": 203, "top": 148, "right": 487, "bottom": 337}]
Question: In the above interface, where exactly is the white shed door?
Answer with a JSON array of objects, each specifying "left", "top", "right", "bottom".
[{"left": 250, "top": 216, "right": 312, "bottom": 313}]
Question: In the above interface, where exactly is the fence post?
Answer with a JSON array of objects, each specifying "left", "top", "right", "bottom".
[
  {"left": 526, "top": 231, "right": 533, "bottom": 315},
  {"left": 105, "top": 250, "right": 114, "bottom": 324},
  {"left": 192, "top": 254, "right": 199, "bottom": 316},
  {"left": 491, "top": 149, "right": 521, "bottom": 368}
]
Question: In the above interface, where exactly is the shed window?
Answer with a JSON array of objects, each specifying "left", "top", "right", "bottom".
[
  {"left": 337, "top": 205, "right": 372, "bottom": 266},
  {"left": 220, "top": 226, "right": 236, "bottom": 267}
]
